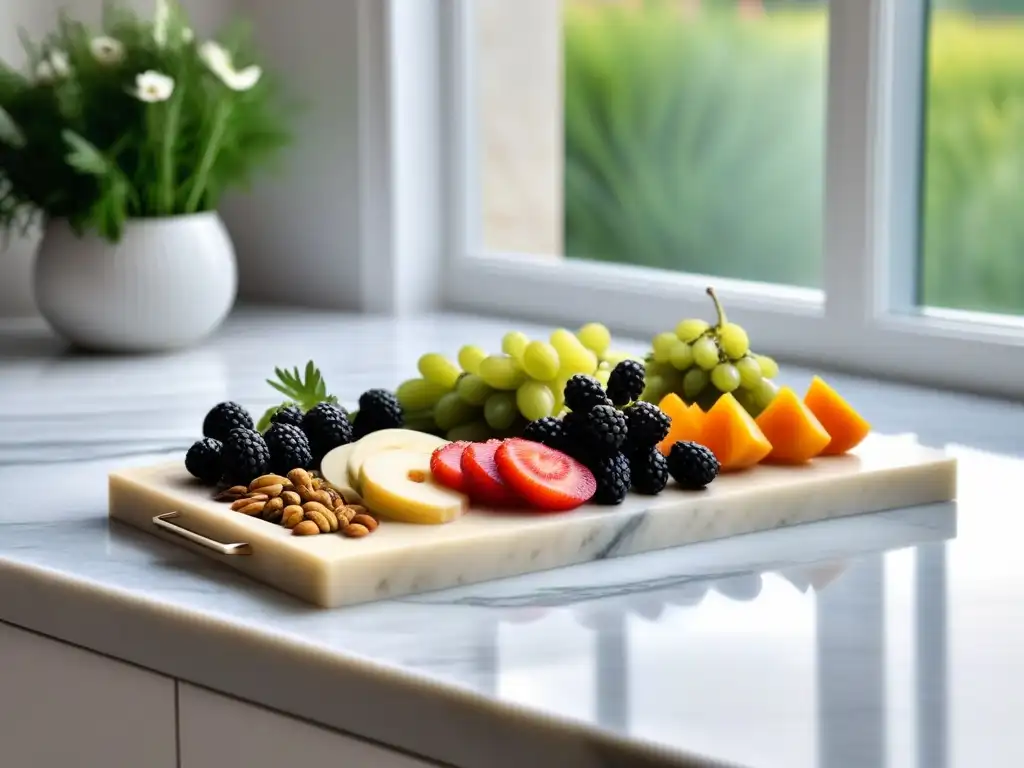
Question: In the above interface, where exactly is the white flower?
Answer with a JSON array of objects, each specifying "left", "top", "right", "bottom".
[
  {"left": 198, "top": 41, "right": 262, "bottom": 91},
  {"left": 35, "top": 49, "right": 71, "bottom": 84},
  {"left": 89, "top": 36, "right": 125, "bottom": 65},
  {"left": 132, "top": 70, "right": 175, "bottom": 103},
  {"left": 181, "top": 27, "right": 194, "bottom": 44},
  {"left": 154, "top": 0, "right": 170, "bottom": 47}
]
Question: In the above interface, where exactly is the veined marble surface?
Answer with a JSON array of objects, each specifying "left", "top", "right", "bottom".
[{"left": 0, "top": 307, "right": 1021, "bottom": 768}]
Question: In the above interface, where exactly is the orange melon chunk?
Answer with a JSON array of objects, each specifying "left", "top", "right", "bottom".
[
  {"left": 755, "top": 386, "right": 831, "bottom": 464},
  {"left": 657, "top": 393, "right": 705, "bottom": 455},
  {"left": 699, "top": 392, "right": 772, "bottom": 472},
  {"left": 803, "top": 376, "right": 871, "bottom": 455}
]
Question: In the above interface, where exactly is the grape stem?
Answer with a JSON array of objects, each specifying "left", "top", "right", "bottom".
[{"left": 707, "top": 287, "right": 727, "bottom": 328}]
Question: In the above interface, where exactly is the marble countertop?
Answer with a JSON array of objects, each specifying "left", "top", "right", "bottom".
[{"left": 1, "top": 307, "right": 1022, "bottom": 768}]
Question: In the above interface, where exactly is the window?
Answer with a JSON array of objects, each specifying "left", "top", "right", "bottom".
[{"left": 436, "top": 0, "right": 1024, "bottom": 399}]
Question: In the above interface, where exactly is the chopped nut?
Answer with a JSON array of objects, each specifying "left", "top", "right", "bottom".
[
  {"left": 325, "top": 487, "right": 342, "bottom": 507},
  {"left": 304, "top": 507, "right": 332, "bottom": 533},
  {"left": 350, "top": 513, "right": 378, "bottom": 532},
  {"left": 249, "top": 474, "right": 291, "bottom": 491},
  {"left": 311, "top": 476, "right": 324, "bottom": 490},
  {"left": 281, "top": 506, "right": 304, "bottom": 528},
  {"left": 287, "top": 468, "right": 313, "bottom": 490},
  {"left": 254, "top": 483, "right": 284, "bottom": 499},
  {"left": 293, "top": 520, "right": 321, "bottom": 536},
  {"left": 281, "top": 490, "right": 302, "bottom": 507},
  {"left": 337, "top": 506, "right": 356, "bottom": 524},
  {"left": 235, "top": 501, "right": 266, "bottom": 516},
  {"left": 342, "top": 523, "right": 370, "bottom": 538},
  {"left": 345, "top": 504, "right": 367, "bottom": 518},
  {"left": 311, "top": 489, "right": 334, "bottom": 508},
  {"left": 261, "top": 497, "right": 285, "bottom": 522},
  {"left": 214, "top": 485, "right": 248, "bottom": 502},
  {"left": 231, "top": 496, "right": 265, "bottom": 511}
]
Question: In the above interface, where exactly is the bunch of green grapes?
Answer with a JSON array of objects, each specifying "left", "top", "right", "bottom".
[
  {"left": 393, "top": 323, "right": 638, "bottom": 441},
  {"left": 641, "top": 288, "right": 780, "bottom": 417}
]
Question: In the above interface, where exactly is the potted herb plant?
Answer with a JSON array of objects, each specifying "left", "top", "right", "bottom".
[{"left": 0, "top": 0, "right": 290, "bottom": 352}]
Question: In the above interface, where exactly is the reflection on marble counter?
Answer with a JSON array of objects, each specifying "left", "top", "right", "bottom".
[{"left": 1, "top": 308, "right": 1023, "bottom": 768}]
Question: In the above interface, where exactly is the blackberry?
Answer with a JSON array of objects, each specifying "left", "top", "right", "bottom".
[
  {"left": 590, "top": 452, "right": 631, "bottom": 505},
  {"left": 353, "top": 388, "right": 404, "bottom": 439},
  {"left": 629, "top": 447, "right": 669, "bottom": 495},
  {"left": 563, "top": 374, "right": 611, "bottom": 414},
  {"left": 606, "top": 359, "right": 646, "bottom": 406},
  {"left": 667, "top": 441, "right": 719, "bottom": 490},
  {"left": 302, "top": 402, "right": 353, "bottom": 460},
  {"left": 583, "top": 404, "right": 628, "bottom": 453},
  {"left": 522, "top": 417, "right": 565, "bottom": 450},
  {"left": 559, "top": 410, "right": 592, "bottom": 462},
  {"left": 184, "top": 438, "right": 223, "bottom": 485},
  {"left": 270, "top": 404, "right": 304, "bottom": 429},
  {"left": 202, "top": 401, "right": 254, "bottom": 443},
  {"left": 221, "top": 428, "right": 271, "bottom": 486},
  {"left": 623, "top": 401, "right": 671, "bottom": 453},
  {"left": 264, "top": 423, "right": 313, "bottom": 475}
]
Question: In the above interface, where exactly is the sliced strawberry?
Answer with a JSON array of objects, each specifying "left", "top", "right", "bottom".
[
  {"left": 430, "top": 441, "right": 470, "bottom": 492},
  {"left": 461, "top": 440, "right": 521, "bottom": 507},
  {"left": 494, "top": 438, "right": 596, "bottom": 512}
]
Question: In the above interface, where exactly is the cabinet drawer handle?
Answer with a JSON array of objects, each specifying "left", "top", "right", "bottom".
[{"left": 153, "top": 511, "right": 253, "bottom": 556}]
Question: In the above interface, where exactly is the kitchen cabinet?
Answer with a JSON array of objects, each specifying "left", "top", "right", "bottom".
[
  {"left": 0, "top": 620, "right": 177, "bottom": 768},
  {"left": 178, "top": 682, "right": 442, "bottom": 768}
]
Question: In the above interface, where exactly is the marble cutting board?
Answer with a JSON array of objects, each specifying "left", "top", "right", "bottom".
[{"left": 108, "top": 433, "right": 957, "bottom": 608}]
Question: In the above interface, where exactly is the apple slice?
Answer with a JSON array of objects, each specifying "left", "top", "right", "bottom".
[
  {"left": 360, "top": 449, "right": 470, "bottom": 524},
  {"left": 318, "top": 443, "right": 365, "bottom": 505},
  {"left": 346, "top": 429, "right": 449, "bottom": 494}
]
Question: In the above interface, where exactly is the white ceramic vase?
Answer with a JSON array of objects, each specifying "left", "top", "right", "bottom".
[{"left": 34, "top": 213, "right": 238, "bottom": 353}]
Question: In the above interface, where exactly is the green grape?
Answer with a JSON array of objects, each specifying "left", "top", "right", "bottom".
[
  {"left": 675, "top": 318, "right": 710, "bottom": 343},
  {"left": 551, "top": 329, "right": 597, "bottom": 374},
  {"left": 756, "top": 354, "right": 780, "bottom": 379},
  {"left": 735, "top": 356, "right": 763, "bottom": 389},
  {"left": 502, "top": 331, "right": 530, "bottom": 360},
  {"left": 457, "top": 345, "right": 487, "bottom": 375},
  {"left": 521, "top": 340, "right": 560, "bottom": 381},
  {"left": 683, "top": 367, "right": 709, "bottom": 400},
  {"left": 601, "top": 349, "right": 635, "bottom": 367},
  {"left": 719, "top": 322, "right": 750, "bottom": 360},
  {"left": 710, "top": 362, "right": 740, "bottom": 393},
  {"left": 395, "top": 378, "right": 449, "bottom": 411},
  {"left": 651, "top": 332, "right": 678, "bottom": 363},
  {"left": 478, "top": 354, "right": 527, "bottom": 390},
  {"left": 692, "top": 337, "right": 721, "bottom": 371},
  {"left": 446, "top": 421, "right": 492, "bottom": 443},
  {"left": 749, "top": 378, "right": 780, "bottom": 416},
  {"left": 434, "top": 391, "right": 479, "bottom": 431},
  {"left": 417, "top": 353, "right": 461, "bottom": 389},
  {"left": 669, "top": 339, "right": 694, "bottom": 371},
  {"left": 577, "top": 322, "right": 611, "bottom": 355},
  {"left": 641, "top": 374, "right": 669, "bottom": 404},
  {"left": 594, "top": 367, "right": 611, "bottom": 389},
  {"left": 516, "top": 381, "right": 555, "bottom": 422},
  {"left": 484, "top": 391, "right": 518, "bottom": 430},
  {"left": 455, "top": 373, "right": 494, "bottom": 406},
  {"left": 645, "top": 360, "right": 674, "bottom": 379}
]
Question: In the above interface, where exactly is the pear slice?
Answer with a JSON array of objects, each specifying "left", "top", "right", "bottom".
[
  {"left": 360, "top": 449, "right": 469, "bottom": 524},
  {"left": 346, "top": 429, "right": 449, "bottom": 494},
  {"left": 320, "top": 442, "right": 357, "bottom": 488}
]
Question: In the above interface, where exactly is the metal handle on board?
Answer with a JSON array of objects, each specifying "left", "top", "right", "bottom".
[{"left": 153, "top": 511, "right": 253, "bottom": 556}]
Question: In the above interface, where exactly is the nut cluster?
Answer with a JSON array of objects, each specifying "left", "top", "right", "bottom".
[{"left": 214, "top": 469, "right": 378, "bottom": 538}]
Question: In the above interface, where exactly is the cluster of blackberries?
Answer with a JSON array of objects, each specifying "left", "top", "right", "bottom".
[
  {"left": 522, "top": 359, "right": 720, "bottom": 503},
  {"left": 185, "top": 389, "right": 403, "bottom": 487},
  {"left": 522, "top": 360, "right": 671, "bottom": 505}
]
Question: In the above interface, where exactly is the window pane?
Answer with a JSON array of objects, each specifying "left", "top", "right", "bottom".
[
  {"left": 472, "top": 0, "right": 829, "bottom": 288},
  {"left": 920, "top": 1, "right": 1024, "bottom": 316}
]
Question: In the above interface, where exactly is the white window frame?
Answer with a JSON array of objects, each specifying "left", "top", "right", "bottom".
[{"left": 365, "top": 0, "right": 1022, "bottom": 400}]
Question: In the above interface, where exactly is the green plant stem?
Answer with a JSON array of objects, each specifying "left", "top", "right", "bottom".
[
  {"left": 185, "top": 99, "right": 231, "bottom": 213},
  {"left": 160, "top": 89, "right": 183, "bottom": 214}
]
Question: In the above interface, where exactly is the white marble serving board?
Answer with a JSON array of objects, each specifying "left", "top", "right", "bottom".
[{"left": 107, "top": 433, "right": 957, "bottom": 608}]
